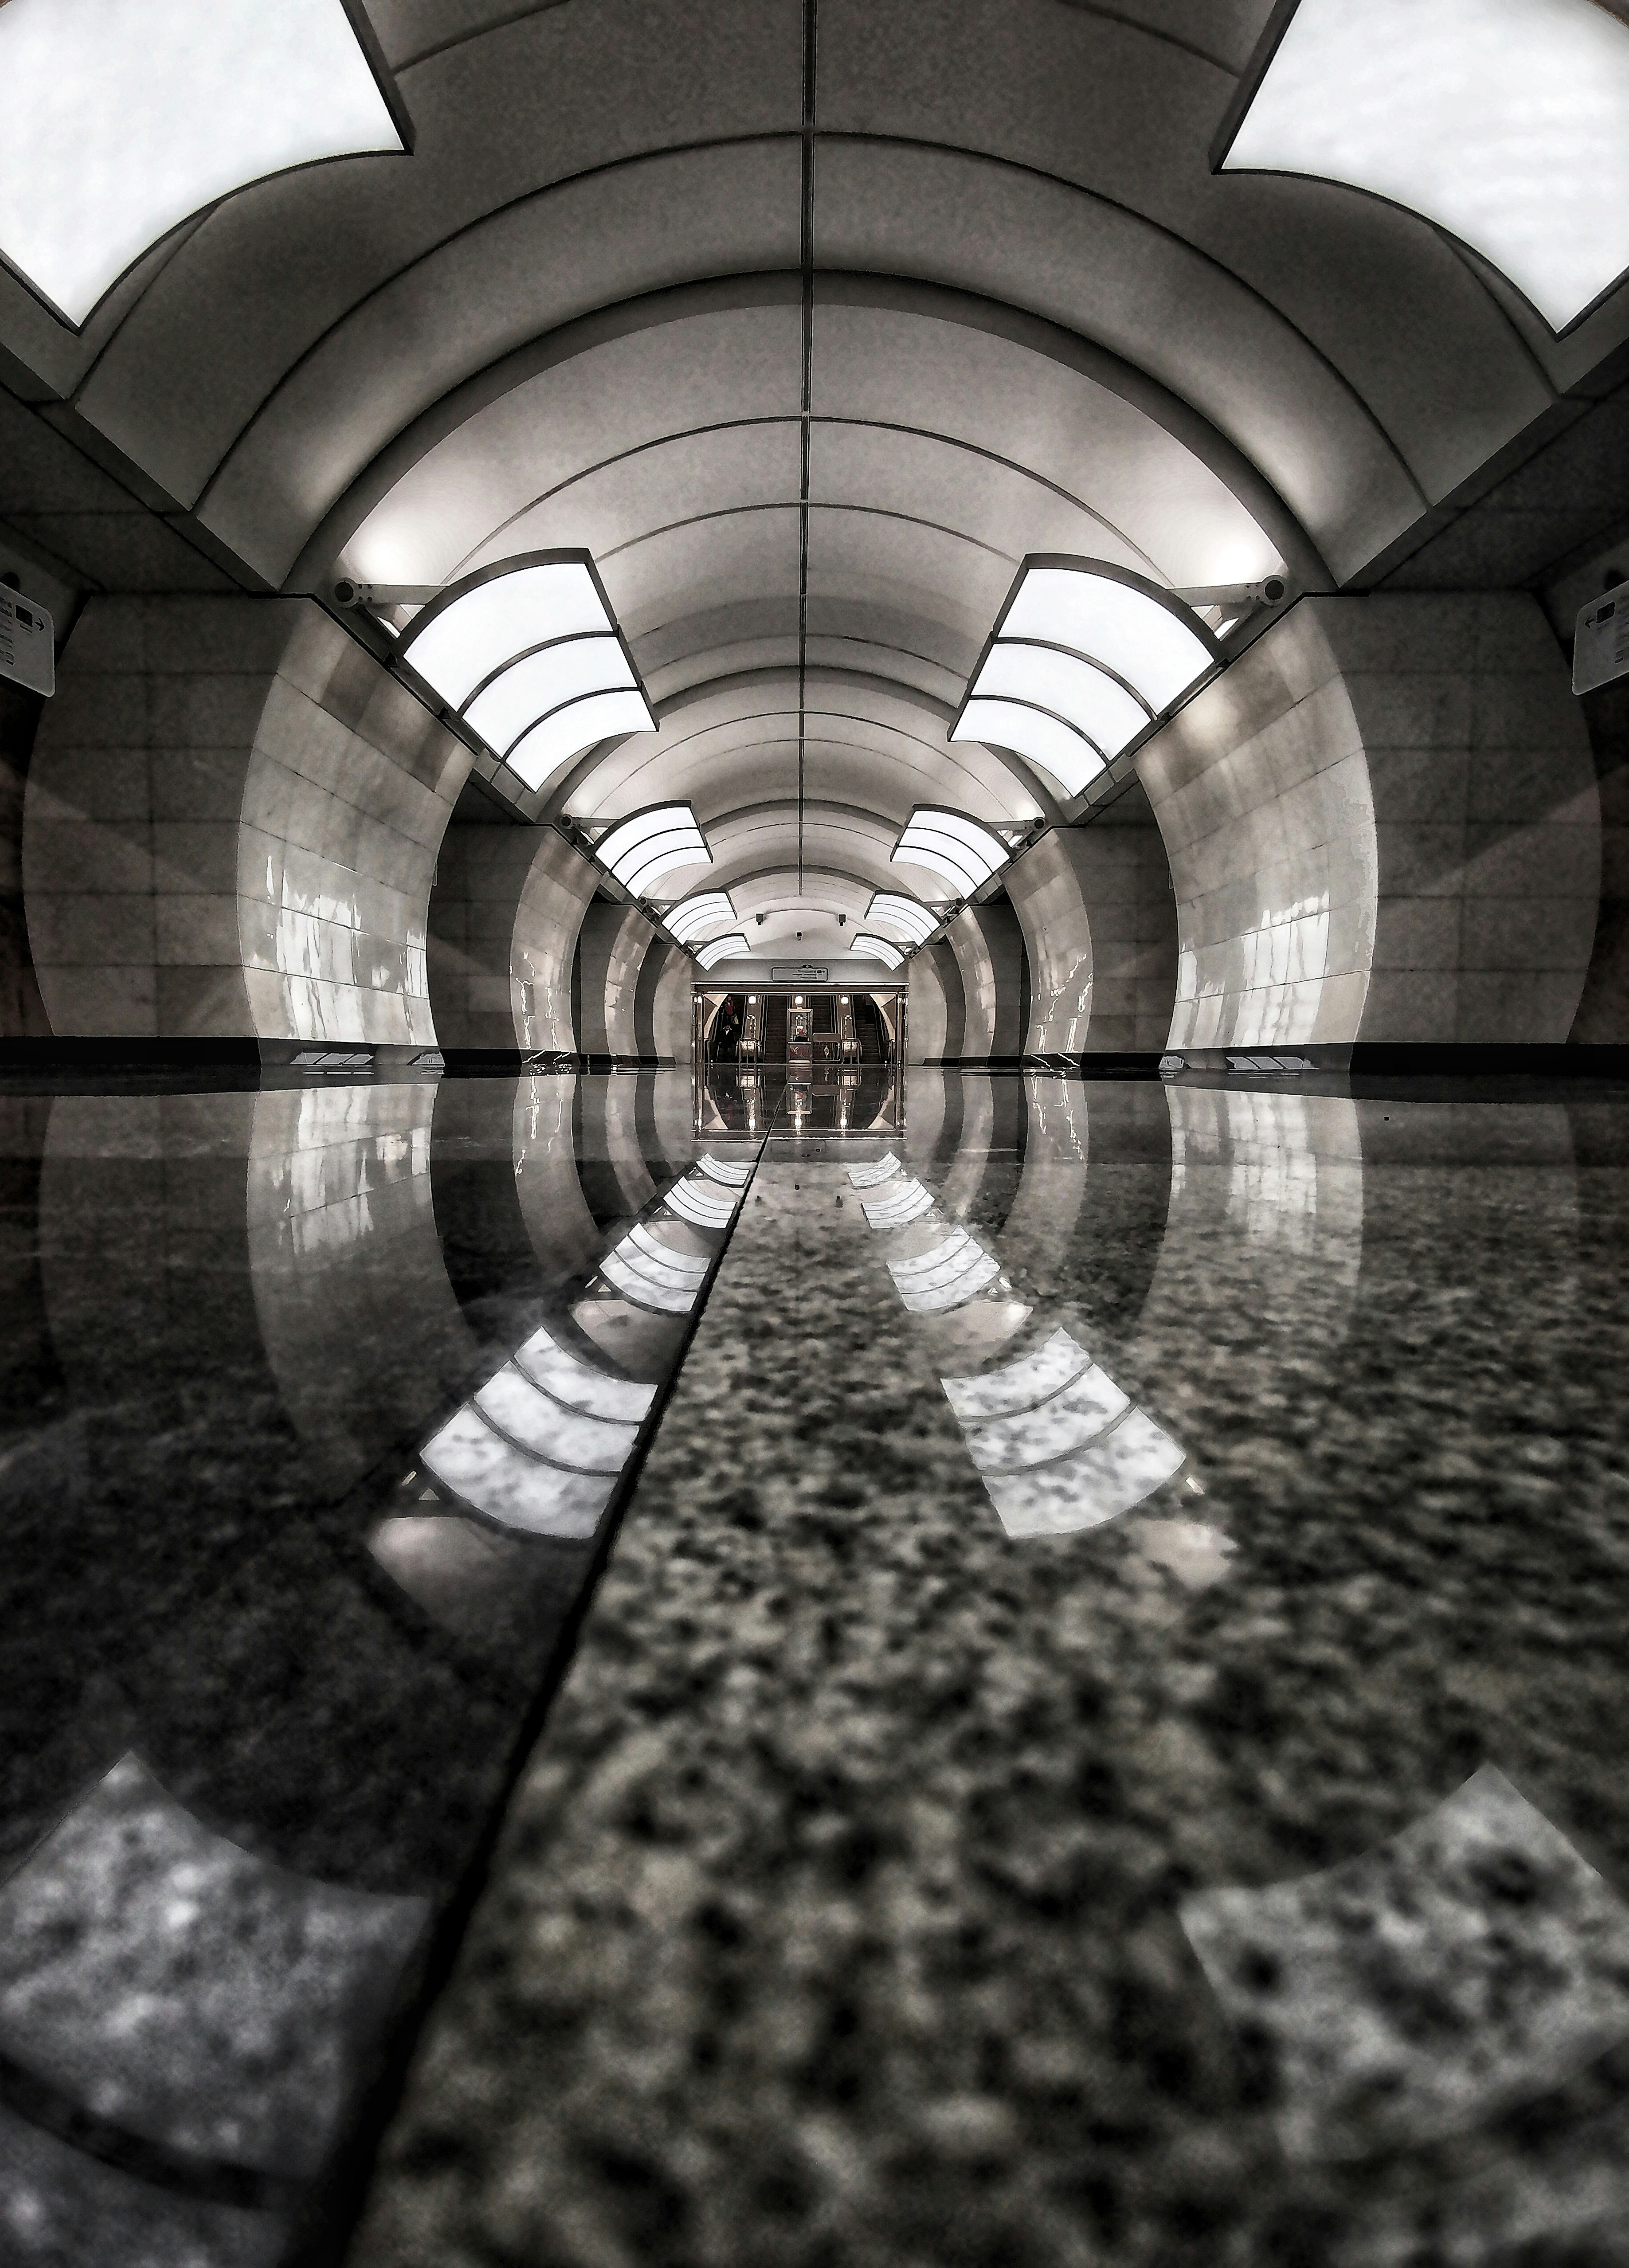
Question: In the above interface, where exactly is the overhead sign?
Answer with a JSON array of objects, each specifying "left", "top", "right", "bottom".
[
  {"left": 1574, "top": 580, "right": 1629, "bottom": 695},
  {"left": 0, "top": 584, "right": 54, "bottom": 697},
  {"left": 771, "top": 964, "right": 830, "bottom": 982}
]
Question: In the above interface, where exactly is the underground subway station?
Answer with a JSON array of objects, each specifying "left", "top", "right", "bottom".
[{"left": 5, "top": 3, "right": 1629, "bottom": 2262}]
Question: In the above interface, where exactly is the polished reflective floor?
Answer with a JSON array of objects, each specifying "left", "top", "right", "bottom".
[{"left": 4, "top": 1065, "right": 1629, "bottom": 2265}]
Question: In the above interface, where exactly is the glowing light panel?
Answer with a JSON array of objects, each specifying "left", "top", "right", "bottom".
[
  {"left": 977, "top": 559, "right": 1217, "bottom": 730},
  {"left": 595, "top": 805, "right": 711, "bottom": 897},
  {"left": 0, "top": 0, "right": 407, "bottom": 326},
  {"left": 506, "top": 691, "right": 653, "bottom": 794},
  {"left": 852, "top": 934, "right": 905, "bottom": 968},
  {"left": 695, "top": 933, "right": 752, "bottom": 970},
  {"left": 1220, "top": 0, "right": 1629, "bottom": 333},
  {"left": 867, "top": 893, "right": 939, "bottom": 944}
]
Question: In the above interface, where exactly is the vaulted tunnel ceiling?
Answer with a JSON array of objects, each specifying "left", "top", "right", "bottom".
[{"left": 6, "top": 0, "right": 1629, "bottom": 963}]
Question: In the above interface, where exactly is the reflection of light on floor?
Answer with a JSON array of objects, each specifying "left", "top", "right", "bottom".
[
  {"left": 419, "top": 1322, "right": 657, "bottom": 1537},
  {"left": 0, "top": 1755, "right": 426, "bottom": 2186},
  {"left": 846, "top": 1153, "right": 901, "bottom": 1190},
  {"left": 599, "top": 1221, "right": 711, "bottom": 1314},
  {"left": 698, "top": 1153, "right": 753, "bottom": 1187},
  {"left": 942, "top": 1325, "right": 1185, "bottom": 1537},
  {"left": 889, "top": 1228, "right": 1002, "bottom": 1312},
  {"left": 1182, "top": 1764, "right": 1629, "bottom": 2165},
  {"left": 861, "top": 1176, "right": 933, "bottom": 1228}
]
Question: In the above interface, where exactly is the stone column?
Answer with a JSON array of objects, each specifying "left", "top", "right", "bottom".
[
  {"left": 574, "top": 900, "right": 664, "bottom": 1058},
  {"left": 1135, "top": 593, "right": 1600, "bottom": 1050},
  {"left": 428, "top": 823, "right": 596, "bottom": 1052},
  {"left": 1006, "top": 787, "right": 1178, "bottom": 1054}
]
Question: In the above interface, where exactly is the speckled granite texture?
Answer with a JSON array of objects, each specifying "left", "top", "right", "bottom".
[{"left": 344, "top": 1075, "right": 1629, "bottom": 2268}]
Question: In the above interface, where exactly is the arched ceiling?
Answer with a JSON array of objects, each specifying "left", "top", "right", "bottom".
[{"left": 4, "top": 0, "right": 1624, "bottom": 929}]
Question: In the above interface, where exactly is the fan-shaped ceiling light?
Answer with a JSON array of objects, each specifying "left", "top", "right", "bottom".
[
  {"left": 892, "top": 810, "right": 1011, "bottom": 901},
  {"left": 396, "top": 552, "right": 654, "bottom": 795},
  {"left": 665, "top": 893, "right": 736, "bottom": 944},
  {"left": 867, "top": 893, "right": 940, "bottom": 946},
  {"left": 694, "top": 933, "right": 752, "bottom": 971},
  {"left": 851, "top": 934, "right": 905, "bottom": 969},
  {"left": 1216, "top": 0, "right": 1629, "bottom": 335},
  {"left": 595, "top": 805, "right": 712, "bottom": 899},
  {"left": 952, "top": 557, "right": 1219, "bottom": 798},
  {"left": 0, "top": 0, "right": 409, "bottom": 328}
]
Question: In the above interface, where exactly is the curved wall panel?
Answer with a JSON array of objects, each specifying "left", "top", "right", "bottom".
[
  {"left": 1006, "top": 797, "right": 1178, "bottom": 1053},
  {"left": 1137, "top": 595, "right": 1601, "bottom": 1050}
]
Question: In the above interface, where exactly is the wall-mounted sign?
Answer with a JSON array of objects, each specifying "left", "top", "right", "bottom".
[
  {"left": 771, "top": 963, "right": 830, "bottom": 981},
  {"left": 1574, "top": 580, "right": 1629, "bottom": 695},
  {"left": 0, "top": 585, "right": 54, "bottom": 697}
]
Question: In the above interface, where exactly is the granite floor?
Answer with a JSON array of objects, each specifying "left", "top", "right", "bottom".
[{"left": 4, "top": 1062, "right": 1629, "bottom": 2265}]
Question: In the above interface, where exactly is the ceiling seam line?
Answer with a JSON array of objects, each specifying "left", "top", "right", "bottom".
[{"left": 445, "top": 411, "right": 1165, "bottom": 585}]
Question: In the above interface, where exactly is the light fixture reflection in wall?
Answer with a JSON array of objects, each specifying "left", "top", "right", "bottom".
[
  {"left": 0, "top": 0, "right": 410, "bottom": 328},
  {"left": 395, "top": 552, "right": 655, "bottom": 794},
  {"left": 594, "top": 804, "right": 711, "bottom": 897},
  {"left": 892, "top": 809, "right": 1011, "bottom": 900},
  {"left": 851, "top": 934, "right": 905, "bottom": 969},
  {"left": 1216, "top": 0, "right": 1629, "bottom": 336},
  {"left": 951, "top": 557, "right": 1220, "bottom": 798},
  {"left": 693, "top": 932, "right": 752, "bottom": 971},
  {"left": 866, "top": 893, "right": 940, "bottom": 946},
  {"left": 665, "top": 892, "right": 736, "bottom": 944}
]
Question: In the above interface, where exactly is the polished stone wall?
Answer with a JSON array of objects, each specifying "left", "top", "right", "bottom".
[
  {"left": 429, "top": 823, "right": 596, "bottom": 1053},
  {"left": 23, "top": 598, "right": 470, "bottom": 1042},
  {"left": 1007, "top": 790, "right": 1178, "bottom": 1054},
  {"left": 0, "top": 678, "right": 49, "bottom": 1037},
  {"left": 1137, "top": 595, "right": 1601, "bottom": 1050},
  {"left": 573, "top": 900, "right": 669, "bottom": 1057}
]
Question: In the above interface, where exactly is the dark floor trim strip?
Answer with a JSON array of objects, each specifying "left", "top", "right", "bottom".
[{"left": 284, "top": 1138, "right": 770, "bottom": 2268}]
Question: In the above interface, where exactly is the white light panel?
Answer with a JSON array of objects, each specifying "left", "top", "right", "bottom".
[
  {"left": 1000, "top": 564, "right": 1216, "bottom": 715},
  {"left": 505, "top": 689, "right": 653, "bottom": 794},
  {"left": 695, "top": 933, "right": 752, "bottom": 970},
  {"left": 0, "top": 0, "right": 406, "bottom": 326},
  {"left": 1221, "top": 0, "right": 1629, "bottom": 333},
  {"left": 619, "top": 842, "right": 714, "bottom": 896},
  {"left": 955, "top": 698, "right": 1106, "bottom": 798},
  {"left": 867, "top": 893, "right": 940, "bottom": 945},
  {"left": 400, "top": 561, "right": 606, "bottom": 710},
  {"left": 665, "top": 892, "right": 736, "bottom": 943},
  {"left": 852, "top": 934, "right": 905, "bottom": 968},
  {"left": 464, "top": 636, "right": 634, "bottom": 755},
  {"left": 893, "top": 809, "right": 1010, "bottom": 900}
]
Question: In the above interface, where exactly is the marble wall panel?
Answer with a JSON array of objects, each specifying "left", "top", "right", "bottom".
[
  {"left": 1006, "top": 793, "right": 1178, "bottom": 1053},
  {"left": 23, "top": 598, "right": 471, "bottom": 1042},
  {"left": 246, "top": 1081, "right": 474, "bottom": 1496},
  {"left": 1136, "top": 595, "right": 1601, "bottom": 1050},
  {"left": 1561, "top": 677, "right": 1629, "bottom": 1043},
  {"left": 429, "top": 823, "right": 596, "bottom": 1052},
  {"left": 906, "top": 948, "right": 948, "bottom": 1065},
  {"left": 650, "top": 947, "right": 693, "bottom": 1061},
  {"left": 937, "top": 901, "right": 1025, "bottom": 1058}
]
